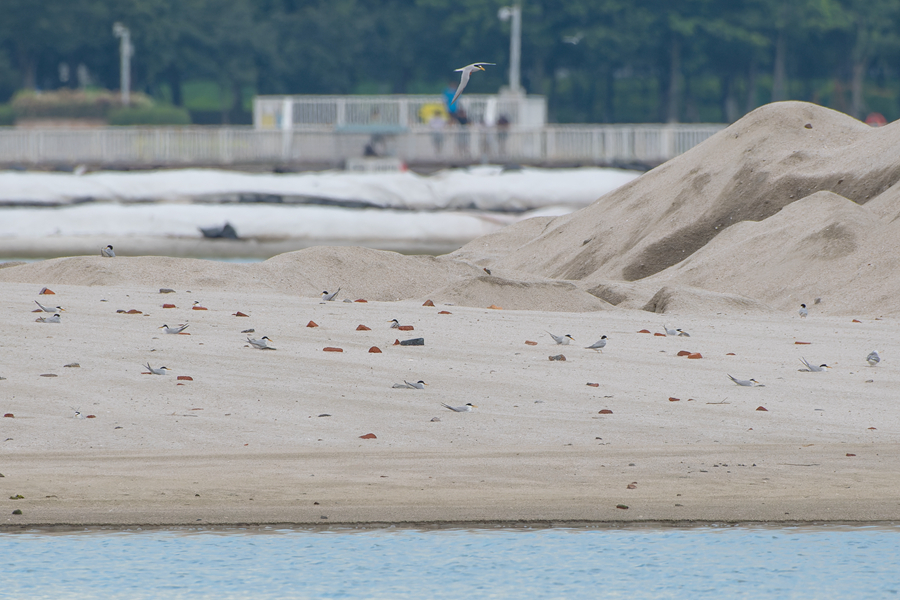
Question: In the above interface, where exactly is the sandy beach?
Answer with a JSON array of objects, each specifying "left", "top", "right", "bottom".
[{"left": 2, "top": 101, "right": 899, "bottom": 527}]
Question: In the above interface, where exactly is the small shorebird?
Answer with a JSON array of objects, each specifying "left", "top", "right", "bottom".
[
  {"left": 144, "top": 363, "right": 170, "bottom": 375},
  {"left": 36, "top": 313, "right": 61, "bottom": 323},
  {"left": 393, "top": 380, "right": 427, "bottom": 389},
  {"left": 321, "top": 289, "right": 340, "bottom": 301},
  {"left": 728, "top": 374, "right": 764, "bottom": 387},
  {"left": 35, "top": 300, "right": 64, "bottom": 312},
  {"left": 101, "top": 244, "right": 116, "bottom": 257},
  {"left": 798, "top": 304, "right": 808, "bottom": 318},
  {"left": 247, "top": 336, "right": 276, "bottom": 350},
  {"left": 585, "top": 336, "right": 608, "bottom": 352},
  {"left": 441, "top": 402, "right": 476, "bottom": 412},
  {"left": 799, "top": 357, "right": 830, "bottom": 372},
  {"left": 866, "top": 350, "right": 881, "bottom": 366},
  {"left": 451, "top": 63, "right": 495, "bottom": 105},
  {"left": 159, "top": 323, "right": 189, "bottom": 334},
  {"left": 389, "top": 319, "right": 401, "bottom": 329},
  {"left": 547, "top": 332, "right": 574, "bottom": 345}
]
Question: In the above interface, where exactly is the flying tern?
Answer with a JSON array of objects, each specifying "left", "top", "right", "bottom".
[
  {"left": 799, "top": 357, "right": 830, "bottom": 372},
  {"left": 247, "top": 336, "right": 276, "bottom": 350},
  {"left": 34, "top": 300, "right": 64, "bottom": 312},
  {"left": 144, "top": 363, "right": 170, "bottom": 375},
  {"left": 546, "top": 331, "right": 574, "bottom": 345},
  {"left": 451, "top": 63, "right": 495, "bottom": 105},
  {"left": 101, "top": 244, "right": 115, "bottom": 257},
  {"left": 866, "top": 350, "right": 881, "bottom": 366},
  {"left": 321, "top": 289, "right": 340, "bottom": 301},
  {"left": 728, "top": 374, "right": 764, "bottom": 387},
  {"left": 159, "top": 323, "right": 189, "bottom": 334},
  {"left": 585, "top": 336, "right": 608, "bottom": 351},
  {"left": 798, "top": 304, "right": 808, "bottom": 318},
  {"left": 36, "top": 313, "right": 61, "bottom": 323},
  {"left": 441, "top": 402, "right": 477, "bottom": 412}
]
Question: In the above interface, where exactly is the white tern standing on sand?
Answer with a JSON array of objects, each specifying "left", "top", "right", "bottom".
[
  {"left": 451, "top": 63, "right": 495, "bottom": 105},
  {"left": 101, "top": 245, "right": 115, "bottom": 257},
  {"left": 144, "top": 363, "right": 170, "bottom": 375},
  {"left": 799, "top": 357, "right": 830, "bottom": 372},
  {"left": 547, "top": 332, "right": 574, "bottom": 345},
  {"left": 866, "top": 350, "right": 881, "bottom": 366},
  {"left": 34, "top": 300, "right": 64, "bottom": 312},
  {"left": 585, "top": 336, "right": 608, "bottom": 351},
  {"left": 441, "top": 402, "right": 477, "bottom": 412},
  {"left": 159, "top": 323, "right": 189, "bottom": 334},
  {"left": 321, "top": 289, "right": 340, "bottom": 301},
  {"left": 728, "top": 374, "right": 764, "bottom": 387},
  {"left": 798, "top": 303, "right": 808, "bottom": 318}
]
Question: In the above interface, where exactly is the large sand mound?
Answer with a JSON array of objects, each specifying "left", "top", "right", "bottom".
[{"left": 447, "top": 101, "right": 900, "bottom": 314}]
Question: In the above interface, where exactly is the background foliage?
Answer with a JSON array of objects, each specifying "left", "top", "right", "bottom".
[{"left": 0, "top": 0, "right": 898, "bottom": 124}]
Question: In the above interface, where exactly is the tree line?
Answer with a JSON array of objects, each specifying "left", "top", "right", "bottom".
[{"left": 1, "top": 0, "right": 898, "bottom": 124}]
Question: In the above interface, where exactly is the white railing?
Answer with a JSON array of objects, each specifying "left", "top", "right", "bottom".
[
  {"left": 254, "top": 94, "right": 548, "bottom": 129},
  {"left": 0, "top": 124, "right": 726, "bottom": 167}
]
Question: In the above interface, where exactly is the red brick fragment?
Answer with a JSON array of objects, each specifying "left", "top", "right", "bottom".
[
  {"left": 422, "top": 300, "right": 435, "bottom": 307},
  {"left": 438, "top": 310, "right": 452, "bottom": 314},
  {"left": 654, "top": 332, "right": 666, "bottom": 337},
  {"left": 356, "top": 324, "right": 371, "bottom": 331},
  {"left": 359, "top": 433, "right": 377, "bottom": 439},
  {"left": 756, "top": 406, "right": 768, "bottom": 411},
  {"left": 398, "top": 325, "right": 414, "bottom": 331},
  {"left": 687, "top": 352, "right": 702, "bottom": 359},
  {"left": 598, "top": 409, "right": 613, "bottom": 414},
  {"left": 637, "top": 329, "right": 651, "bottom": 334},
  {"left": 587, "top": 383, "right": 600, "bottom": 387},
  {"left": 354, "top": 299, "right": 368, "bottom": 303},
  {"left": 233, "top": 311, "right": 249, "bottom": 317},
  {"left": 323, "top": 347, "right": 343, "bottom": 353},
  {"left": 368, "top": 346, "right": 382, "bottom": 353},
  {"left": 669, "top": 397, "right": 680, "bottom": 402},
  {"left": 177, "top": 376, "right": 193, "bottom": 381},
  {"left": 676, "top": 350, "right": 691, "bottom": 356},
  {"left": 307, "top": 321, "right": 318, "bottom": 328},
  {"left": 39, "top": 287, "right": 55, "bottom": 295},
  {"left": 163, "top": 304, "right": 176, "bottom": 308}
]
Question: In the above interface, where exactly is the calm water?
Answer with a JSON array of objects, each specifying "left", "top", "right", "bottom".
[{"left": 3, "top": 525, "right": 899, "bottom": 599}]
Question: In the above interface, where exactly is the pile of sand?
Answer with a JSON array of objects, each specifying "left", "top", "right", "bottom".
[{"left": 447, "top": 101, "right": 900, "bottom": 315}]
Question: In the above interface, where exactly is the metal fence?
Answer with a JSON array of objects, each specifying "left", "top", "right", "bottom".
[
  {"left": 0, "top": 124, "right": 726, "bottom": 168},
  {"left": 254, "top": 94, "right": 549, "bottom": 129}
]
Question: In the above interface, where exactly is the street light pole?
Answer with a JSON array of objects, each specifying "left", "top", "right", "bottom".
[
  {"left": 113, "top": 23, "right": 132, "bottom": 106},
  {"left": 498, "top": 4, "right": 522, "bottom": 95}
]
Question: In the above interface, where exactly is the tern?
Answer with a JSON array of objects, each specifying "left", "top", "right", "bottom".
[
  {"left": 247, "top": 336, "right": 276, "bottom": 350},
  {"left": 546, "top": 331, "right": 574, "bottom": 345},
  {"left": 389, "top": 319, "right": 401, "bottom": 329},
  {"left": 676, "top": 329, "right": 691, "bottom": 337},
  {"left": 728, "top": 374, "right": 764, "bottom": 387},
  {"left": 664, "top": 324, "right": 678, "bottom": 336},
  {"left": 159, "top": 323, "right": 189, "bottom": 334},
  {"left": 799, "top": 357, "right": 830, "bottom": 372},
  {"left": 866, "top": 350, "right": 881, "bottom": 367},
  {"left": 144, "top": 363, "right": 170, "bottom": 375},
  {"left": 321, "top": 288, "right": 340, "bottom": 301},
  {"left": 101, "top": 244, "right": 115, "bottom": 257},
  {"left": 36, "top": 313, "right": 61, "bottom": 323},
  {"left": 585, "top": 336, "right": 608, "bottom": 351},
  {"left": 441, "top": 402, "right": 477, "bottom": 412},
  {"left": 34, "top": 300, "right": 64, "bottom": 312},
  {"left": 798, "top": 304, "right": 808, "bottom": 318},
  {"left": 393, "top": 380, "right": 427, "bottom": 389},
  {"left": 451, "top": 63, "right": 495, "bottom": 105}
]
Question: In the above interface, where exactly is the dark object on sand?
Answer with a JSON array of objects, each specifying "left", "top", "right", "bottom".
[
  {"left": 399, "top": 338, "right": 425, "bottom": 346},
  {"left": 199, "top": 222, "right": 239, "bottom": 239}
]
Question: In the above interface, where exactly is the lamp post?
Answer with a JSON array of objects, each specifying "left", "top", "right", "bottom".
[
  {"left": 498, "top": 4, "right": 522, "bottom": 95},
  {"left": 113, "top": 22, "right": 133, "bottom": 106}
]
